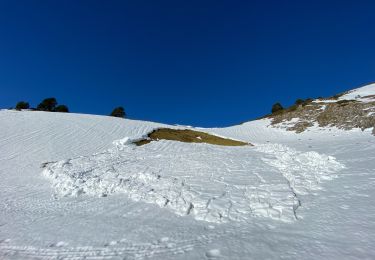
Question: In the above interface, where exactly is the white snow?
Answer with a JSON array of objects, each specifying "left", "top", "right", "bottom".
[
  {"left": 338, "top": 83, "right": 375, "bottom": 102},
  {"left": 206, "top": 249, "right": 221, "bottom": 258},
  {"left": 311, "top": 83, "right": 375, "bottom": 103},
  {"left": 312, "top": 99, "right": 338, "bottom": 103},
  {"left": 0, "top": 109, "right": 374, "bottom": 259},
  {"left": 42, "top": 140, "right": 344, "bottom": 223}
]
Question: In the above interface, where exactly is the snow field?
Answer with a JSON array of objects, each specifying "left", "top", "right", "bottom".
[
  {"left": 2, "top": 107, "right": 374, "bottom": 259},
  {"left": 43, "top": 137, "right": 344, "bottom": 223}
]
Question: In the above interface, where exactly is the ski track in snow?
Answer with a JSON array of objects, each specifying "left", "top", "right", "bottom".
[
  {"left": 0, "top": 234, "right": 217, "bottom": 260},
  {"left": 42, "top": 138, "right": 344, "bottom": 223}
]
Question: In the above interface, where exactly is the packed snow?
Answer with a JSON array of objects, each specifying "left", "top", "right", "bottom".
[
  {"left": 42, "top": 139, "right": 344, "bottom": 223},
  {"left": 1, "top": 109, "right": 375, "bottom": 259}
]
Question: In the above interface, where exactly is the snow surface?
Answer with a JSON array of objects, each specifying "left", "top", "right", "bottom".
[
  {"left": 338, "top": 83, "right": 375, "bottom": 102},
  {"left": 1, "top": 110, "right": 375, "bottom": 259},
  {"left": 42, "top": 141, "right": 343, "bottom": 223},
  {"left": 311, "top": 83, "right": 375, "bottom": 103}
]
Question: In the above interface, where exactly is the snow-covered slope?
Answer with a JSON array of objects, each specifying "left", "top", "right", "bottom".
[
  {"left": 269, "top": 83, "right": 375, "bottom": 133},
  {"left": 1, "top": 104, "right": 375, "bottom": 259},
  {"left": 338, "top": 83, "right": 375, "bottom": 102},
  {"left": 42, "top": 139, "right": 343, "bottom": 223}
]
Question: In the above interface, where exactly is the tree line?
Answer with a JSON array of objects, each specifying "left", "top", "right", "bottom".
[
  {"left": 14, "top": 98, "right": 126, "bottom": 118},
  {"left": 271, "top": 98, "right": 314, "bottom": 114},
  {"left": 14, "top": 97, "right": 312, "bottom": 120}
]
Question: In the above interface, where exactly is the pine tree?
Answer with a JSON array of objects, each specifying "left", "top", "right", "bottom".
[
  {"left": 110, "top": 107, "right": 126, "bottom": 118},
  {"left": 271, "top": 102, "right": 284, "bottom": 113},
  {"left": 54, "top": 105, "right": 69, "bottom": 113},
  {"left": 15, "top": 101, "right": 30, "bottom": 110},
  {"left": 37, "top": 98, "right": 57, "bottom": 111},
  {"left": 295, "top": 99, "right": 304, "bottom": 106}
]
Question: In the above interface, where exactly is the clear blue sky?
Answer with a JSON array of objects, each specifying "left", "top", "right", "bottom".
[{"left": 0, "top": 0, "right": 374, "bottom": 127}]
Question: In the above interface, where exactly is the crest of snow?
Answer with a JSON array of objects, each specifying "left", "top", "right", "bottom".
[
  {"left": 43, "top": 138, "right": 344, "bottom": 223},
  {"left": 312, "top": 99, "right": 338, "bottom": 103},
  {"left": 112, "top": 137, "right": 133, "bottom": 148},
  {"left": 338, "top": 83, "right": 375, "bottom": 103}
]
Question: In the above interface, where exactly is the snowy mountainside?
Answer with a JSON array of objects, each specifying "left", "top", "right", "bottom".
[
  {"left": 1, "top": 91, "right": 375, "bottom": 259},
  {"left": 338, "top": 82, "right": 375, "bottom": 102},
  {"left": 269, "top": 83, "right": 375, "bottom": 133}
]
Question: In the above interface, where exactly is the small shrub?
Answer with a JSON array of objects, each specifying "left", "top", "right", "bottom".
[
  {"left": 287, "top": 104, "right": 298, "bottom": 112},
  {"left": 337, "top": 99, "right": 357, "bottom": 107},
  {"left": 271, "top": 102, "right": 284, "bottom": 113},
  {"left": 15, "top": 101, "right": 30, "bottom": 110},
  {"left": 302, "top": 98, "right": 314, "bottom": 107},
  {"left": 110, "top": 106, "right": 126, "bottom": 118},
  {"left": 54, "top": 105, "right": 69, "bottom": 113},
  {"left": 37, "top": 98, "right": 57, "bottom": 111},
  {"left": 295, "top": 99, "right": 304, "bottom": 106}
]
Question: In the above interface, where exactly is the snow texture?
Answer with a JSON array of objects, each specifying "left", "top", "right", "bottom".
[
  {"left": 43, "top": 140, "right": 344, "bottom": 223},
  {"left": 339, "top": 83, "right": 375, "bottom": 102},
  {"left": 0, "top": 102, "right": 374, "bottom": 259}
]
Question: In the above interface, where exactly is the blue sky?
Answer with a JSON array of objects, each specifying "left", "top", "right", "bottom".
[{"left": 0, "top": 0, "right": 374, "bottom": 127}]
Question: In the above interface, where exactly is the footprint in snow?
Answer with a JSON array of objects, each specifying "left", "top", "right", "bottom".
[
  {"left": 206, "top": 249, "right": 221, "bottom": 258},
  {"left": 49, "top": 241, "right": 68, "bottom": 247},
  {"left": 159, "top": 237, "right": 169, "bottom": 243}
]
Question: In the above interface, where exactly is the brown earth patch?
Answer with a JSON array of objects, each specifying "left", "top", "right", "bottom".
[
  {"left": 135, "top": 128, "right": 250, "bottom": 146},
  {"left": 269, "top": 100, "right": 375, "bottom": 133}
]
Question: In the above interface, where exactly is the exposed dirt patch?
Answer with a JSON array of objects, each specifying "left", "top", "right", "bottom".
[
  {"left": 135, "top": 128, "right": 250, "bottom": 146},
  {"left": 363, "top": 95, "right": 375, "bottom": 100}
]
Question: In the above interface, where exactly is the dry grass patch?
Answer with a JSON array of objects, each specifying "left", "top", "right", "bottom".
[
  {"left": 135, "top": 128, "right": 250, "bottom": 146},
  {"left": 269, "top": 99, "right": 375, "bottom": 133}
]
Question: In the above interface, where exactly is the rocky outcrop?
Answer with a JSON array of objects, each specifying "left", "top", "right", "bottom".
[{"left": 269, "top": 99, "right": 375, "bottom": 134}]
